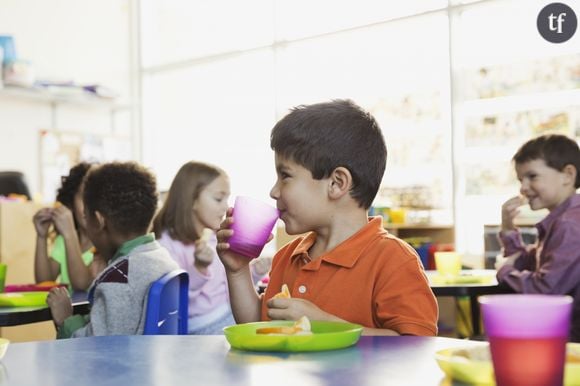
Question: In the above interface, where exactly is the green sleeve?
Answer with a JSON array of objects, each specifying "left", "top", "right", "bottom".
[
  {"left": 49, "top": 235, "right": 94, "bottom": 289},
  {"left": 50, "top": 235, "right": 66, "bottom": 265},
  {"left": 57, "top": 314, "right": 90, "bottom": 339}
]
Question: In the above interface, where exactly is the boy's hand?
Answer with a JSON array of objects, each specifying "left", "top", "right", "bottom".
[
  {"left": 216, "top": 208, "right": 252, "bottom": 273},
  {"left": 51, "top": 205, "right": 76, "bottom": 236},
  {"left": 266, "top": 297, "right": 342, "bottom": 323},
  {"left": 33, "top": 208, "right": 54, "bottom": 238},
  {"left": 46, "top": 287, "right": 73, "bottom": 327},
  {"left": 501, "top": 196, "right": 526, "bottom": 232}
]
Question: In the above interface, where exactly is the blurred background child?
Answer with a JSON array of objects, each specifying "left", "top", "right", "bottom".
[
  {"left": 33, "top": 162, "right": 101, "bottom": 291},
  {"left": 47, "top": 161, "right": 178, "bottom": 337},
  {"left": 153, "top": 161, "right": 269, "bottom": 334},
  {"left": 496, "top": 134, "right": 580, "bottom": 342}
]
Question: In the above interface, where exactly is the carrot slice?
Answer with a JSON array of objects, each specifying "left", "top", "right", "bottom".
[
  {"left": 256, "top": 316, "right": 312, "bottom": 335},
  {"left": 256, "top": 326, "right": 298, "bottom": 335}
]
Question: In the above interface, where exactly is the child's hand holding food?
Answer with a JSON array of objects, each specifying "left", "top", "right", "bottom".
[
  {"left": 267, "top": 284, "right": 340, "bottom": 323},
  {"left": 194, "top": 228, "right": 215, "bottom": 271},
  {"left": 46, "top": 287, "right": 73, "bottom": 327},
  {"left": 501, "top": 195, "right": 527, "bottom": 231},
  {"left": 52, "top": 204, "right": 76, "bottom": 236},
  {"left": 33, "top": 208, "right": 54, "bottom": 238}
]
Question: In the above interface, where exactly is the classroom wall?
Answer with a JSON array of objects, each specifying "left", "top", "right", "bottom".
[{"left": 0, "top": 0, "right": 134, "bottom": 199}]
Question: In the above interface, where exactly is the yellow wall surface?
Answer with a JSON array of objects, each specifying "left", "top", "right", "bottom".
[{"left": 0, "top": 201, "right": 56, "bottom": 341}]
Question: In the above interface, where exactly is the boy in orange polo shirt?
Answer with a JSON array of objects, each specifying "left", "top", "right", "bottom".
[{"left": 217, "top": 99, "right": 437, "bottom": 335}]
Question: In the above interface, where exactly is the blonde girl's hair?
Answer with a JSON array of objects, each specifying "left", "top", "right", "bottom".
[{"left": 153, "top": 161, "right": 224, "bottom": 243}]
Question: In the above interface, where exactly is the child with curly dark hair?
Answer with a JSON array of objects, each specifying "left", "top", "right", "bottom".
[
  {"left": 47, "top": 161, "right": 178, "bottom": 337},
  {"left": 33, "top": 162, "right": 101, "bottom": 291}
]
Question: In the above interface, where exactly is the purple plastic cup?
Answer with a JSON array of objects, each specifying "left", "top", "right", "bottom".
[
  {"left": 228, "top": 196, "right": 279, "bottom": 259},
  {"left": 479, "top": 294, "right": 572, "bottom": 386}
]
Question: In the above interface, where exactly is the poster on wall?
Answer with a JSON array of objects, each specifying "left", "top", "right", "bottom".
[{"left": 39, "top": 130, "right": 132, "bottom": 203}]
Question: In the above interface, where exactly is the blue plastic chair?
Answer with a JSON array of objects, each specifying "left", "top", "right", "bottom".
[{"left": 143, "top": 269, "right": 189, "bottom": 335}]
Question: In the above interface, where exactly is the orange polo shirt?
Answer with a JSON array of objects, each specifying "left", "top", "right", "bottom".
[{"left": 261, "top": 217, "right": 438, "bottom": 335}]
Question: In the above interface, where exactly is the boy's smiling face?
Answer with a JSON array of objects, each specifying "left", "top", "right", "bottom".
[
  {"left": 516, "top": 158, "right": 576, "bottom": 212},
  {"left": 270, "top": 154, "right": 330, "bottom": 235}
]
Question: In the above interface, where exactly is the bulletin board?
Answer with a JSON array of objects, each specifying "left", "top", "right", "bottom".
[{"left": 39, "top": 129, "right": 132, "bottom": 203}]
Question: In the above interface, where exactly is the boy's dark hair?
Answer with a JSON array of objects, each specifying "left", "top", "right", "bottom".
[
  {"left": 270, "top": 99, "right": 387, "bottom": 209},
  {"left": 57, "top": 162, "right": 92, "bottom": 211},
  {"left": 153, "top": 161, "right": 225, "bottom": 243},
  {"left": 513, "top": 134, "right": 580, "bottom": 188},
  {"left": 83, "top": 162, "right": 158, "bottom": 234}
]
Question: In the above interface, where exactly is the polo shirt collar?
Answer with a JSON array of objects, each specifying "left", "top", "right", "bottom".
[
  {"left": 111, "top": 233, "right": 155, "bottom": 261},
  {"left": 290, "top": 217, "right": 384, "bottom": 268}
]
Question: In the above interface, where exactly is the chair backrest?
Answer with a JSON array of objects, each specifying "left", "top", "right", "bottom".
[
  {"left": 143, "top": 269, "right": 189, "bottom": 335},
  {"left": 0, "top": 171, "right": 31, "bottom": 199}
]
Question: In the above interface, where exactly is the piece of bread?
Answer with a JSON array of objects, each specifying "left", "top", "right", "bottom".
[{"left": 200, "top": 228, "right": 213, "bottom": 242}]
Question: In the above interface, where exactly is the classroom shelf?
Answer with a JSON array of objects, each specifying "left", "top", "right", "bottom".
[{"left": 0, "top": 85, "right": 129, "bottom": 110}]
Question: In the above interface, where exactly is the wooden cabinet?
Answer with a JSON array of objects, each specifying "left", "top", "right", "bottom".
[
  {"left": 0, "top": 201, "right": 55, "bottom": 341},
  {"left": 384, "top": 223, "right": 454, "bottom": 245}
]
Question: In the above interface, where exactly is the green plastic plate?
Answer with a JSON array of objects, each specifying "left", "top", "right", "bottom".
[
  {"left": 0, "top": 291, "right": 49, "bottom": 307},
  {"left": 224, "top": 320, "right": 363, "bottom": 352}
]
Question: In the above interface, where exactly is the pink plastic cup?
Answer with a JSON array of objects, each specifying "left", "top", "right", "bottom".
[
  {"left": 228, "top": 196, "right": 279, "bottom": 259},
  {"left": 479, "top": 294, "right": 572, "bottom": 386}
]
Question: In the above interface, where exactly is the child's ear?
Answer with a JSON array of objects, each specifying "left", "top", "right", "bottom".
[
  {"left": 328, "top": 167, "right": 352, "bottom": 199},
  {"left": 94, "top": 210, "right": 107, "bottom": 231},
  {"left": 562, "top": 164, "right": 577, "bottom": 186}
]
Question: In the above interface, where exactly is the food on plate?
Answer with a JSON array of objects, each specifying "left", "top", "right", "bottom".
[
  {"left": 37, "top": 281, "right": 59, "bottom": 287},
  {"left": 255, "top": 326, "right": 300, "bottom": 335},
  {"left": 256, "top": 316, "right": 313, "bottom": 335},
  {"left": 451, "top": 346, "right": 491, "bottom": 362},
  {"left": 568, "top": 345, "right": 580, "bottom": 363},
  {"left": 272, "top": 284, "right": 291, "bottom": 299}
]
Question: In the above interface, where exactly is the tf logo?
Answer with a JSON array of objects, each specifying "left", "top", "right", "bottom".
[{"left": 537, "top": 2, "right": 577, "bottom": 43}]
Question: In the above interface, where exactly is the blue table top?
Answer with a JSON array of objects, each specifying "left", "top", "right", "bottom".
[{"left": 0, "top": 335, "right": 483, "bottom": 385}]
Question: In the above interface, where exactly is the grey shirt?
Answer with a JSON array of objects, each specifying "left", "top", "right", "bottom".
[{"left": 60, "top": 240, "right": 178, "bottom": 338}]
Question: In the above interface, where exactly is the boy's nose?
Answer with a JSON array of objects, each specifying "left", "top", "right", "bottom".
[
  {"left": 269, "top": 182, "right": 279, "bottom": 200},
  {"left": 519, "top": 181, "right": 530, "bottom": 195}
]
